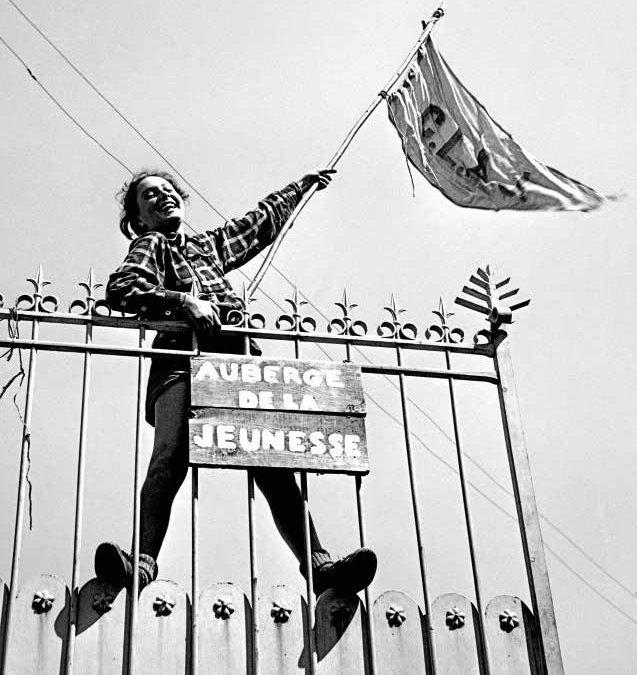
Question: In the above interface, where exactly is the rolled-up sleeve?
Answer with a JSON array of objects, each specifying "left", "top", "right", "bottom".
[
  {"left": 211, "top": 181, "right": 303, "bottom": 273},
  {"left": 106, "top": 232, "right": 186, "bottom": 314}
]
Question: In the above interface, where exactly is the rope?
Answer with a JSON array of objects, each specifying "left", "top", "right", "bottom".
[{"left": 0, "top": 309, "right": 33, "bottom": 529}]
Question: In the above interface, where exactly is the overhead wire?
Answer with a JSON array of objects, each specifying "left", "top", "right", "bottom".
[
  {"left": 1, "top": 34, "right": 132, "bottom": 175},
  {"left": 6, "top": 0, "right": 227, "bottom": 221},
  {"left": 3, "top": 4, "right": 634, "bottom": 615}
]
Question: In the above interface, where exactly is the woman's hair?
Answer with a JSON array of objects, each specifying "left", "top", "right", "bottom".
[{"left": 117, "top": 170, "right": 189, "bottom": 239}]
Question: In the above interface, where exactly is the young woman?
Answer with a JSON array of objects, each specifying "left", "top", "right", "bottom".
[{"left": 95, "top": 168, "right": 376, "bottom": 595}]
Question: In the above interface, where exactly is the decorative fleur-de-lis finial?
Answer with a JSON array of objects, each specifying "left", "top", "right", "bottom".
[
  {"left": 30, "top": 266, "right": 48, "bottom": 296},
  {"left": 425, "top": 298, "right": 464, "bottom": 343},
  {"left": 328, "top": 289, "right": 368, "bottom": 337},
  {"left": 225, "top": 284, "right": 266, "bottom": 330},
  {"left": 455, "top": 265, "right": 530, "bottom": 344},
  {"left": 16, "top": 266, "right": 59, "bottom": 313},
  {"left": 275, "top": 285, "right": 316, "bottom": 333},
  {"left": 70, "top": 269, "right": 110, "bottom": 315},
  {"left": 377, "top": 293, "right": 417, "bottom": 340},
  {"left": 80, "top": 268, "right": 101, "bottom": 300}
]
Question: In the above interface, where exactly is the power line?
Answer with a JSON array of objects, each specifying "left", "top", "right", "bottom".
[
  {"left": 7, "top": 0, "right": 227, "bottom": 221},
  {"left": 4, "top": 9, "right": 633, "bottom": 611},
  {"left": 1, "top": 34, "right": 132, "bottom": 175}
]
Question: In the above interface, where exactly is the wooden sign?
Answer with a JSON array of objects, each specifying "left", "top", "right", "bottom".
[{"left": 189, "top": 355, "right": 368, "bottom": 474}]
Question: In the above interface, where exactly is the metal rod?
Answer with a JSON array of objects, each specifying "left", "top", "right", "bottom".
[
  {"left": 191, "top": 467, "right": 200, "bottom": 675},
  {"left": 247, "top": 2, "right": 446, "bottom": 297},
  {"left": 241, "top": 330, "right": 261, "bottom": 674},
  {"left": 128, "top": 327, "right": 146, "bottom": 675},
  {"left": 494, "top": 342, "right": 564, "bottom": 675},
  {"left": 349, "top": 335, "right": 377, "bottom": 674},
  {"left": 300, "top": 472, "right": 317, "bottom": 675},
  {"left": 355, "top": 476, "right": 377, "bottom": 675},
  {"left": 0, "top": 328, "right": 494, "bottom": 358},
  {"left": 395, "top": 345, "right": 437, "bottom": 674},
  {"left": 0, "top": 337, "right": 498, "bottom": 381},
  {"left": 247, "top": 471, "right": 259, "bottom": 675},
  {"left": 64, "top": 314, "right": 94, "bottom": 675},
  {"left": 0, "top": 316, "right": 39, "bottom": 675},
  {"left": 444, "top": 348, "right": 491, "bottom": 675},
  {"left": 293, "top": 337, "right": 317, "bottom": 674}
]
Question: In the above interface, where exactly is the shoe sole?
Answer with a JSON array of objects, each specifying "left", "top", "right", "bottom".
[{"left": 95, "top": 542, "right": 129, "bottom": 585}]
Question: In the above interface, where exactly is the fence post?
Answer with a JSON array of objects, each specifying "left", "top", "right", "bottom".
[
  {"left": 494, "top": 341, "right": 564, "bottom": 675},
  {"left": 1, "top": 268, "right": 48, "bottom": 675}
]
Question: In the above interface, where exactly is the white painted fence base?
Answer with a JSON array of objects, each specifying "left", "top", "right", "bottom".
[{"left": 0, "top": 577, "right": 540, "bottom": 674}]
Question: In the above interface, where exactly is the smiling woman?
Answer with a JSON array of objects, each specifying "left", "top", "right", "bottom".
[
  {"left": 118, "top": 170, "right": 190, "bottom": 239},
  {"left": 94, "top": 165, "right": 377, "bottom": 599}
]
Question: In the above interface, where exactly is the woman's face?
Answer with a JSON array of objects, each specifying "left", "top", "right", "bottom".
[{"left": 135, "top": 176, "right": 185, "bottom": 233}]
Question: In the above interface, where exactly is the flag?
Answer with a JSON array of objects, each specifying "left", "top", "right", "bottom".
[{"left": 387, "top": 38, "right": 604, "bottom": 211}]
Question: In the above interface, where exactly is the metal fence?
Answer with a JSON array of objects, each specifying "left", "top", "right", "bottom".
[{"left": 0, "top": 265, "right": 563, "bottom": 674}]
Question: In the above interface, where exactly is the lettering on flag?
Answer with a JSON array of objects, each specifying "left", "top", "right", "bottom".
[{"left": 387, "top": 38, "right": 604, "bottom": 211}]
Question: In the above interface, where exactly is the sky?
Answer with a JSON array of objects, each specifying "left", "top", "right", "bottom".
[{"left": 1, "top": 0, "right": 636, "bottom": 672}]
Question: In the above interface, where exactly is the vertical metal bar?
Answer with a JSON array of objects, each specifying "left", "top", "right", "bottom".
[
  {"left": 395, "top": 345, "right": 437, "bottom": 674},
  {"left": 494, "top": 342, "right": 564, "bottom": 675},
  {"left": 0, "top": 316, "right": 39, "bottom": 675},
  {"left": 244, "top": 333, "right": 259, "bottom": 675},
  {"left": 346, "top": 339, "right": 377, "bottom": 674},
  {"left": 191, "top": 467, "right": 199, "bottom": 675},
  {"left": 128, "top": 326, "right": 146, "bottom": 675},
  {"left": 190, "top": 331, "right": 200, "bottom": 675},
  {"left": 355, "top": 476, "right": 377, "bottom": 675},
  {"left": 64, "top": 313, "right": 94, "bottom": 675},
  {"left": 443, "top": 348, "right": 491, "bottom": 675},
  {"left": 247, "top": 471, "right": 259, "bottom": 675},
  {"left": 300, "top": 473, "right": 317, "bottom": 675},
  {"left": 293, "top": 336, "right": 317, "bottom": 674}
]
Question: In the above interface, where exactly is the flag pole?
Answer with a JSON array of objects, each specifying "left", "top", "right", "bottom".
[{"left": 247, "top": 2, "right": 446, "bottom": 297}]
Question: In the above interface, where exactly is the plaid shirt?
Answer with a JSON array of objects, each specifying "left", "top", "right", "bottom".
[{"left": 106, "top": 181, "right": 304, "bottom": 316}]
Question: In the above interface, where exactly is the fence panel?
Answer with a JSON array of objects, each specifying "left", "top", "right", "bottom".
[
  {"left": 485, "top": 595, "right": 537, "bottom": 675},
  {"left": 74, "top": 579, "right": 126, "bottom": 674},
  {"left": 315, "top": 589, "right": 366, "bottom": 675},
  {"left": 431, "top": 592, "right": 481, "bottom": 675},
  {"left": 3, "top": 573, "right": 69, "bottom": 674},
  {"left": 137, "top": 580, "right": 189, "bottom": 675},
  {"left": 373, "top": 589, "right": 427, "bottom": 675},
  {"left": 198, "top": 582, "right": 251, "bottom": 675},
  {"left": 259, "top": 584, "right": 308, "bottom": 674},
  {"left": 0, "top": 265, "right": 562, "bottom": 675}
]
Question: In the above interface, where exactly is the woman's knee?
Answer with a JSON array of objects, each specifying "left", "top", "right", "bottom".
[{"left": 254, "top": 468, "right": 298, "bottom": 498}]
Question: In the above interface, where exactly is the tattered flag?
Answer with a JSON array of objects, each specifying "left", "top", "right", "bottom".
[{"left": 387, "top": 38, "right": 604, "bottom": 211}]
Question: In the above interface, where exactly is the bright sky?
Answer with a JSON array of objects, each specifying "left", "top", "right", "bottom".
[{"left": 1, "top": 0, "right": 635, "bottom": 672}]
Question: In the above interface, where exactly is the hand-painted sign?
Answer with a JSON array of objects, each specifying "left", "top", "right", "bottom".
[{"left": 189, "top": 355, "right": 368, "bottom": 474}]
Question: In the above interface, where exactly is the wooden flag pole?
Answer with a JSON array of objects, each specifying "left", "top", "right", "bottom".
[{"left": 247, "top": 2, "right": 446, "bottom": 297}]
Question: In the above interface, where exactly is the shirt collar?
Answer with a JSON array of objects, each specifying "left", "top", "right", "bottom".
[{"left": 166, "top": 231, "right": 187, "bottom": 249}]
